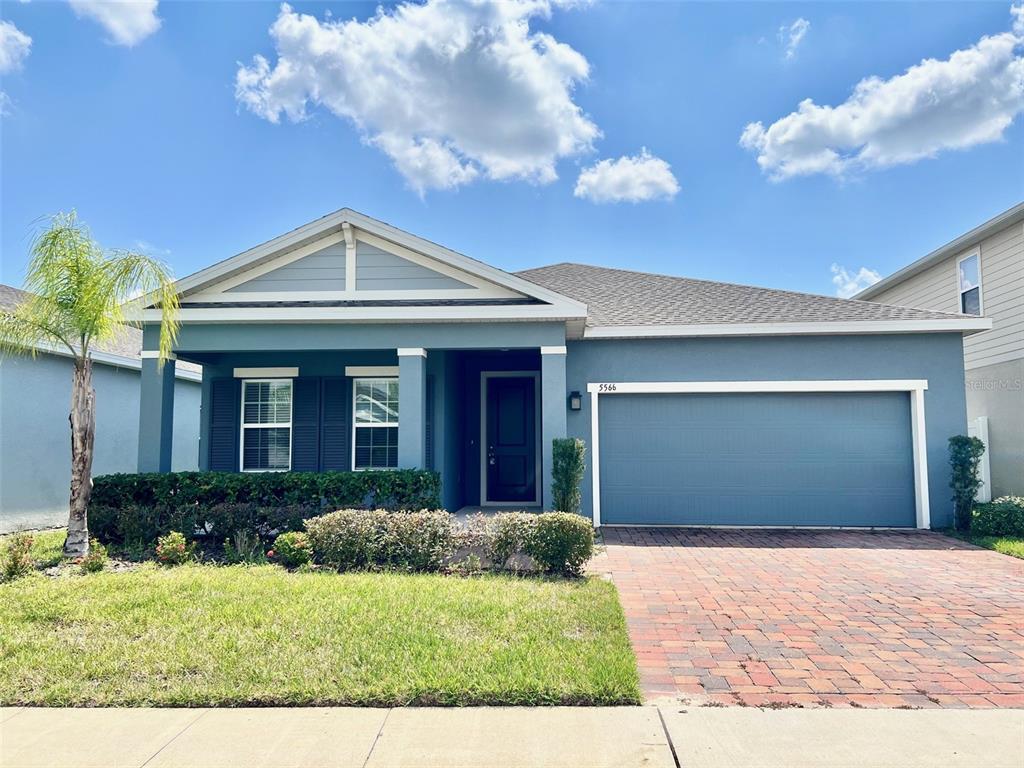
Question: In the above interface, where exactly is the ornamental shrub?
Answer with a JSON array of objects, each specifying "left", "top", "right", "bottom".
[
  {"left": 482, "top": 512, "right": 537, "bottom": 571},
  {"left": 1, "top": 533, "right": 35, "bottom": 582},
  {"left": 304, "top": 510, "right": 457, "bottom": 572},
  {"left": 524, "top": 512, "right": 594, "bottom": 577},
  {"left": 972, "top": 496, "right": 1024, "bottom": 537},
  {"left": 79, "top": 539, "right": 108, "bottom": 573},
  {"left": 89, "top": 501, "right": 318, "bottom": 551},
  {"left": 552, "top": 438, "right": 586, "bottom": 516},
  {"left": 91, "top": 470, "right": 440, "bottom": 512},
  {"left": 271, "top": 531, "right": 312, "bottom": 569},
  {"left": 155, "top": 531, "right": 193, "bottom": 566},
  {"left": 948, "top": 436, "right": 986, "bottom": 531}
]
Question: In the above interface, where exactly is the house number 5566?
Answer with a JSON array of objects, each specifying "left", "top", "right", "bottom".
[{"left": 598, "top": 383, "right": 618, "bottom": 392}]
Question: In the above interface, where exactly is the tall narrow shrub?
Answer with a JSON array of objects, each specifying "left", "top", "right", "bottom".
[
  {"left": 948, "top": 435, "right": 985, "bottom": 532},
  {"left": 551, "top": 438, "right": 586, "bottom": 515}
]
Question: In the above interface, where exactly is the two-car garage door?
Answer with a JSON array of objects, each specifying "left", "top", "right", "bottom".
[{"left": 597, "top": 391, "right": 917, "bottom": 527}]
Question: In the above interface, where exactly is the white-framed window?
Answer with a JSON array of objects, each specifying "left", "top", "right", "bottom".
[
  {"left": 352, "top": 377, "right": 399, "bottom": 470},
  {"left": 957, "top": 252, "right": 982, "bottom": 316},
  {"left": 240, "top": 379, "right": 292, "bottom": 472}
]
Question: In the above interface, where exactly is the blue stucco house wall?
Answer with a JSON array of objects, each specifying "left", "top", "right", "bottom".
[{"left": 0, "top": 351, "right": 201, "bottom": 532}]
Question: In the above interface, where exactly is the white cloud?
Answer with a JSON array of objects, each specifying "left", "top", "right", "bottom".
[
  {"left": 235, "top": 1, "right": 599, "bottom": 193},
  {"left": 69, "top": 0, "right": 161, "bottom": 47},
  {"left": 780, "top": 18, "right": 810, "bottom": 60},
  {"left": 742, "top": 5, "right": 1024, "bottom": 180},
  {"left": 573, "top": 148, "right": 679, "bottom": 203},
  {"left": 831, "top": 264, "right": 881, "bottom": 298},
  {"left": 0, "top": 20, "right": 32, "bottom": 74}
]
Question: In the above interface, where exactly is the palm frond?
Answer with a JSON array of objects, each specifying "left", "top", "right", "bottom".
[
  {"left": 0, "top": 290, "right": 80, "bottom": 358},
  {"left": 102, "top": 250, "right": 180, "bottom": 364},
  {"left": 3, "top": 211, "right": 181, "bottom": 366}
]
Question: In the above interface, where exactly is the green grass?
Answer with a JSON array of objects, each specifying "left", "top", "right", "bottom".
[
  {"left": 25, "top": 529, "right": 67, "bottom": 567},
  {"left": 0, "top": 564, "right": 640, "bottom": 707},
  {"left": 946, "top": 530, "right": 1024, "bottom": 559}
]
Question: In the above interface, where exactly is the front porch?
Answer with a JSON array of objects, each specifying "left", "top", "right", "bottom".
[{"left": 137, "top": 322, "right": 569, "bottom": 512}]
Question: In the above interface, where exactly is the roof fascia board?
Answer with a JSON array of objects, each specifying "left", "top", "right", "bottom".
[
  {"left": 583, "top": 318, "right": 993, "bottom": 339},
  {"left": 19, "top": 341, "right": 202, "bottom": 381},
  {"left": 855, "top": 202, "right": 1024, "bottom": 300},
  {"left": 135, "top": 304, "right": 586, "bottom": 323}
]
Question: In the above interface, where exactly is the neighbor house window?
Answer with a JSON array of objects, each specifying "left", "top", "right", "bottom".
[
  {"left": 240, "top": 379, "right": 292, "bottom": 472},
  {"left": 353, "top": 378, "right": 399, "bottom": 469},
  {"left": 958, "top": 253, "right": 982, "bottom": 315}
]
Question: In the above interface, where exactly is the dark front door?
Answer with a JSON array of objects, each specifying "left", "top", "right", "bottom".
[{"left": 485, "top": 375, "right": 537, "bottom": 503}]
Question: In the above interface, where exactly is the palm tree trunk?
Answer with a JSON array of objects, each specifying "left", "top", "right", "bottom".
[{"left": 65, "top": 357, "right": 95, "bottom": 557}]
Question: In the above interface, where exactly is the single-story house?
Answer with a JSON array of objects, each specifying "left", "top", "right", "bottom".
[
  {"left": 0, "top": 284, "right": 202, "bottom": 532},
  {"left": 856, "top": 202, "right": 1023, "bottom": 500},
  {"left": 132, "top": 209, "right": 991, "bottom": 529}
]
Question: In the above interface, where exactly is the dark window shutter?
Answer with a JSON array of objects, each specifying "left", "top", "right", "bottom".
[
  {"left": 291, "top": 378, "right": 320, "bottom": 472},
  {"left": 320, "top": 377, "right": 350, "bottom": 471},
  {"left": 209, "top": 378, "right": 240, "bottom": 472},
  {"left": 425, "top": 375, "right": 435, "bottom": 471}
]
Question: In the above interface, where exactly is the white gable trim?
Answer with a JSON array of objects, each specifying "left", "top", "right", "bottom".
[
  {"left": 187, "top": 229, "right": 523, "bottom": 302},
  {"left": 192, "top": 232, "right": 348, "bottom": 296},
  {"left": 165, "top": 209, "right": 586, "bottom": 317}
]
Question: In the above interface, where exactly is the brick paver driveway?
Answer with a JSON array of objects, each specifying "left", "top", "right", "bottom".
[{"left": 594, "top": 528, "right": 1024, "bottom": 708}]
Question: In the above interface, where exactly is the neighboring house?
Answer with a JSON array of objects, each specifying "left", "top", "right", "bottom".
[
  {"left": 130, "top": 209, "right": 990, "bottom": 529},
  {"left": 0, "top": 284, "right": 202, "bottom": 532},
  {"left": 856, "top": 203, "right": 1023, "bottom": 499}
]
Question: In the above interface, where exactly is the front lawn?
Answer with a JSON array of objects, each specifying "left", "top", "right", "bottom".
[
  {"left": 21, "top": 528, "right": 67, "bottom": 567},
  {"left": 946, "top": 531, "right": 1024, "bottom": 560},
  {"left": 0, "top": 564, "right": 640, "bottom": 707}
]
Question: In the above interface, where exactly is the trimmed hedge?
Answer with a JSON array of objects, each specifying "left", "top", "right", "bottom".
[
  {"left": 470, "top": 511, "right": 594, "bottom": 576},
  {"left": 973, "top": 496, "right": 1024, "bottom": 537},
  {"left": 91, "top": 470, "right": 441, "bottom": 511},
  {"left": 304, "top": 509, "right": 595, "bottom": 576},
  {"left": 527, "top": 512, "right": 594, "bottom": 576},
  {"left": 89, "top": 502, "right": 315, "bottom": 551},
  {"left": 305, "top": 510, "right": 458, "bottom": 572}
]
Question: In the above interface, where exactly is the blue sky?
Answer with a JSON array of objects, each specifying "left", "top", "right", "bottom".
[{"left": 1, "top": 1, "right": 1022, "bottom": 298}]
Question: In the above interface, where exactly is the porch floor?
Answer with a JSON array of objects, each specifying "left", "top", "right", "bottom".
[{"left": 453, "top": 506, "right": 543, "bottom": 523}]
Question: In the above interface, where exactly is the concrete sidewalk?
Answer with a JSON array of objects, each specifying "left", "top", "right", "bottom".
[{"left": 1, "top": 705, "right": 1022, "bottom": 768}]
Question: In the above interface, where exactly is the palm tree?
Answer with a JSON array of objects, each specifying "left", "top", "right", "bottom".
[{"left": 0, "top": 212, "right": 179, "bottom": 557}]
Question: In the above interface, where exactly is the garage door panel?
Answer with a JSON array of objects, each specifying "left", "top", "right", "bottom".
[
  {"left": 605, "top": 425, "right": 908, "bottom": 462},
  {"left": 606, "top": 458, "right": 909, "bottom": 493},
  {"left": 599, "top": 392, "right": 915, "bottom": 527},
  {"left": 601, "top": 490, "right": 908, "bottom": 527}
]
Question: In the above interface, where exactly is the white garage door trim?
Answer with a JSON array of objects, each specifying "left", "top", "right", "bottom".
[{"left": 586, "top": 380, "right": 930, "bottom": 529}]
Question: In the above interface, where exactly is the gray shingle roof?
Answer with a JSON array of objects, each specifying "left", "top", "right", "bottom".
[
  {"left": 0, "top": 283, "right": 200, "bottom": 373},
  {"left": 516, "top": 263, "right": 973, "bottom": 327}
]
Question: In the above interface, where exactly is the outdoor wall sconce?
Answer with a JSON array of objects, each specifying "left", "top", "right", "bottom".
[{"left": 568, "top": 391, "right": 582, "bottom": 411}]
